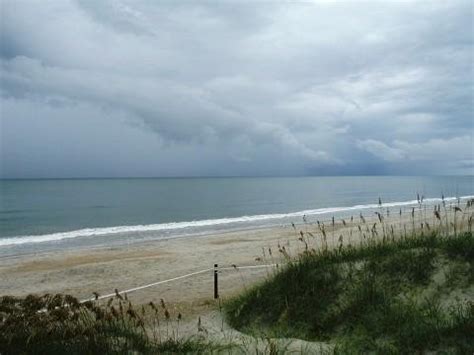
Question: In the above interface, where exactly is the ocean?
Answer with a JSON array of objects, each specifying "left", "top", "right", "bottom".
[{"left": 0, "top": 176, "right": 472, "bottom": 256}]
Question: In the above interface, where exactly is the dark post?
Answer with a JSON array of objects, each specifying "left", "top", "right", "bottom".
[{"left": 214, "top": 263, "right": 219, "bottom": 299}]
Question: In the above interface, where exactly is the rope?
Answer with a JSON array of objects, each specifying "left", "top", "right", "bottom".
[
  {"left": 79, "top": 263, "right": 283, "bottom": 303},
  {"left": 80, "top": 268, "right": 212, "bottom": 303},
  {"left": 220, "top": 263, "right": 279, "bottom": 271}
]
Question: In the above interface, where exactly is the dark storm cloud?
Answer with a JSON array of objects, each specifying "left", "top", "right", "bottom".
[{"left": 0, "top": 0, "right": 473, "bottom": 178}]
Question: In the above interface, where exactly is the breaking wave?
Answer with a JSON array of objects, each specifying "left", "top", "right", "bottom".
[{"left": 1, "top": 195, "right": 472, "bottom": 247}]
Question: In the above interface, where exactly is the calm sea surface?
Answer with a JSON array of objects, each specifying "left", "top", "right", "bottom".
[{"left": 0, "top": 176, "right": 472, "bottom": 256}]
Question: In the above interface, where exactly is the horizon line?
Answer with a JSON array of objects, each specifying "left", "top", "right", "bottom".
[{"left": 1, "top": 174, "right": 473, "bottom": 181}]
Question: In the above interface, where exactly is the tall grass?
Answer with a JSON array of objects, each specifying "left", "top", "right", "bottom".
[
  {"left": 225, "top": 229, "right": 474, "bottom": 353},
  {"left": 0, "top": 293, "right": 228, "bottom": 354}
]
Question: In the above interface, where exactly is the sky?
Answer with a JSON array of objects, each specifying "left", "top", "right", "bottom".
[{"left": 0, "top": 0, "right": 473, "bottom": 178}]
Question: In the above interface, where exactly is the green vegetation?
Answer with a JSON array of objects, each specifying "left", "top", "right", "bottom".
[
  {"left": 0, "top": 294, "right": 227, "bottom": 354},
  {"left": 225, "top": 232, "right": 474, "bottom": 354}
]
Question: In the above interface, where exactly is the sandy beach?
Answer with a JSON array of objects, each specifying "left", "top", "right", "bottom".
[
  {"left": 0, "top": 225, "right": 295, "bottom": 305},
  {"left": 2, "top": 206, "right": 469, "bottom": 308}
]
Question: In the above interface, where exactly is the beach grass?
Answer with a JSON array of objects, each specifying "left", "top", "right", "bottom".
[
  {"left": 224, "top": 231, "right": 474, "bottom": 353},
  {"left": 0, "top": 293, "right": 235, "bottom": 354}
]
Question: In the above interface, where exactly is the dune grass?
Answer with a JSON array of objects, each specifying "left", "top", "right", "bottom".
[
  {"left": 0, "top": 293, "right": 232, "bottom": 354},
  {"left": 224, "top": 232, "right": 474, "bottom": 354}
]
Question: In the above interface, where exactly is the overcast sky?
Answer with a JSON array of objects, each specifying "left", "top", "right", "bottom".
[{"left": 1, "top": 0, "right": 473, "bottom": 178}]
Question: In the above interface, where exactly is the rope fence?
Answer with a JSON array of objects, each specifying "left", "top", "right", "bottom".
[{"left": 80, "top": 263, "right": 280, "bottom": 304}]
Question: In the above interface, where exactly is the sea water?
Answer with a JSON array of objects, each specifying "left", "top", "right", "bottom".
[{"left": 1, "top": 176, "right": 472, "bottom": 256}]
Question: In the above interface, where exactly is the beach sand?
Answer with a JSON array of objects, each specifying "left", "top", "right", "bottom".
[
  {"left": 0, "top": 225, "right": 294, "bottom": 304},
  {"left": 2, "top": 207, "right": 467, "bottom": 305}
]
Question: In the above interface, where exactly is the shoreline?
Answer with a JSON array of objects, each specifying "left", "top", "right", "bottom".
[
  {"left": 2, "top": 195, "right": 472, "bottom": 259},
  {"left": 0, "top": 223, "right": 285, "bottom": 260},
  {"left": 2, "top": 204, "right": 472, "bottom": 307}
]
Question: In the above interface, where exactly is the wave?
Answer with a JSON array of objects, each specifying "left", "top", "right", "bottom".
[{"left": 1, "top": 195, "right": 472, "bottom": 247}]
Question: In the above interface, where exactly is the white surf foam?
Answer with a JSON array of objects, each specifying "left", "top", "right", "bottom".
[{"left": 1, "top": 195, "right": 472, "bottom": 247}]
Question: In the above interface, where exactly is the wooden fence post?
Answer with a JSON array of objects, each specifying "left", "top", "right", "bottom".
[{"left": 214, "top": 263, "right": 219, "bottom": 299}]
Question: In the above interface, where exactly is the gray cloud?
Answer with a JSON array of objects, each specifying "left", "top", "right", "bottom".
[
  {"left": 356, "top": 139, "right": 406, "bottom": 162},
  {"left": 1, "top": 0, "right": 473, "bottom": 178}
]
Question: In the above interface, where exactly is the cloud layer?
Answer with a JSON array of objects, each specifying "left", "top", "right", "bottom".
[{"left": 1, "top": 0, "right": 473, "bottom": 177}]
